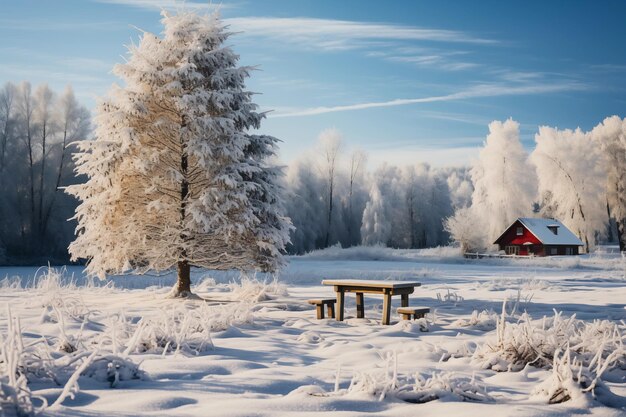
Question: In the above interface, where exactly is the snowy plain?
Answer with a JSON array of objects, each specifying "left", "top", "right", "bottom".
[{"left": 1, "top": 247, "right": 625, "bottom": 417}]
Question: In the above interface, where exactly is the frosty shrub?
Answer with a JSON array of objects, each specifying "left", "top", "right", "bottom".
[
  {"left": 340, "top": 352, "right": 493, "bottom": 404},
  {"left": 397, "top": 372, "right": 494, "bottom": 404},
  {"left": 436, "top": 288, "right": 464, "bottom": 305},
  {"left": 530, "top": 348, "right": 592, "bottom": 405},
  {"left": 473, "top": 304, "right": 626, "bottom": 376},
  {"left": 120, "top": 302, "right": 254, "bottom": 355},
  {"left": 227, "top": 275, "right": 288, "bottom": 303},
  {"left": 81, "top": 354, "right": 142, "bottom": 387},
  {"left": 0, "top": 310, "right": 44, "bottom": 416},
  {"left": 345, "top": 352, "right": 400, "bottom": 401},
  {"left": 453, "top": 309, "right": 499, "bottom": 331}
]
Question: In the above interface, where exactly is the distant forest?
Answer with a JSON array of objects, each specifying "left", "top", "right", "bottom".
[{"left": 2, "top": 80, "right": 625, "bottom": 265}]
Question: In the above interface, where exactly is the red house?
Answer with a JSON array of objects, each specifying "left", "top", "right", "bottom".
[{"left": 494, "top": 218, "right": 584, "bottom": 256}]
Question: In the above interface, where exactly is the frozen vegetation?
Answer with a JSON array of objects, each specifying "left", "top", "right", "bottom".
[{"left": 0, "top": 249, "right": 624, "bottom": 416}]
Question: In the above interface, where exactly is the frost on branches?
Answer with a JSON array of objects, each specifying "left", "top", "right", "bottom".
[{"left": 66, "top": 11, "right": 291, "bottom": 296}]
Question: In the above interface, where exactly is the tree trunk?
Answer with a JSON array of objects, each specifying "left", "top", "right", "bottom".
[
  {"left": 176, "top": 260, "right": 191, "bottom": 295},
  {"left": 171, "top": 115, "right": 193, "bottom": 298},
  {"left": 324, "top": 180, "right": 333, "bottom": 248},
  {"left": 38, "top": 121, "right": 47, "bottom": 236},
  {"left": 42, "top": 129, "right": 68, "bottom": 236},
  {"left": 616, "top": 218, "right": 626, "bottom": 252}
]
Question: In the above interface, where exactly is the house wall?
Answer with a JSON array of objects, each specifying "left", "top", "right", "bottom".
[
  {"left": 542, "top": 245, "right": 580, "bottom": 256},
  {"left": 496, "top": 220, "right": 581, "bottom": 256},
  {"left": 498, "top": 221, "right": 541, "bottom": 250}
]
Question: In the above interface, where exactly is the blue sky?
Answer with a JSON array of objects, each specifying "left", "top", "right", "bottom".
[{"left": 1, "top": 0, "right": 625, "bottom": 167}]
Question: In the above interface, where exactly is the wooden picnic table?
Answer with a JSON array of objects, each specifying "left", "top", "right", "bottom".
[{"left": 321, "top": 279, "right": 422, "bottom": 325}]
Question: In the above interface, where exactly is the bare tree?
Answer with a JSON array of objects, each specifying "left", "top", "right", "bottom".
[
  {"left": 318, "top": 128, "right": 342, "bottom": 248},
  {"left": 18, "top": 82, "right": 36, "bottom": 234},
  {"left": 34, "top": 84, "right": 55, "bottom": 235},
  {"left": 0, "top": 82, "right": 17, "bottom": 173},
  {"left": 346, "top": 149, "right": 366, "bottom": 245},
  {"left": 42, "top": 86, "right": 90, "bottom": 236}
]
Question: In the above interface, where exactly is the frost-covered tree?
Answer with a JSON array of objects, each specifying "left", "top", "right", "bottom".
[
  {"left": 361, "top": 163, "right": 452, "bottom": 248},
  {"left": 283, "top": 156, "right": 326, "bottom": 254},
  {"left": 67, "top": 11, "right": 290, "bottom": 296},
  {"left": 361, "top": 182, "right": 391, "bottom": 246},
  {"left": 444, "top": 167, "right": 473, "bottom": 209},
  {"left": 469, "top": 119, "right": 536, "bottom": 248},
  {"left": 591, "top": 116, "right": 626, "bottom": 251},
  {"left": 531, "top": 125, "right": 607, "bottom": 250},
  {"left": 444, "top": 206, "right": 485, "bottom": 253}
]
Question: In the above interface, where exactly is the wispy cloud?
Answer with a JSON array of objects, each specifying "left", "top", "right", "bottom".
[
  {"left": 269, "top": 81, "right": 587, "bottom": 118},
  {"left": 226, "top": 17, "right": 493, "bottom": 72},
  {"left": 0, "top": 18, "right": 126, "bottom": 31},
  {"left": 225, "top": 17, "right": 496, "bottom": 49},
  {"left": 91, "top": 0, "right": 228, "bottom": 11}
]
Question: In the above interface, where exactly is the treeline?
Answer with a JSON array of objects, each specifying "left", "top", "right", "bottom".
[
  {"left": 2, "top": 79, "right": 623, "bottom": 263},
  {"left": 0, "top": 82, "right": 90, "bottom": 264},
  {"left": 445, "top": 117, "right": 626, "bottom": 253},
  {"left": 283, "top": 128, "right": 472, "bottom": 254}
]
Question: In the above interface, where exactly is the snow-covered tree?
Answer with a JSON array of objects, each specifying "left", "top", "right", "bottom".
[
  {"left": 67, "top": 11, "right": 291, "bottom": 296},
  {"left": 283, "top": 156, "right": 326, "bottom": 254},
  {"left": 591, "top": 116, "right": 626, "bottom": 251},
  {"left": 361, "top": 182, "right": 391, "bottom": 246},
  {"left": 469, "top": 119, "right": 536, "bottom": 248},
  {"left": 445, "top": 167, "right": 473, "bottom": 209},
  {"left": 531, "top": 125, "right": 607, "bottom": 250},
  {"left": 361, "top": 163, "right": 452, "bottom": 248},
  {"left": 444, "top": 206, "right": 485, "bottom": 253}
]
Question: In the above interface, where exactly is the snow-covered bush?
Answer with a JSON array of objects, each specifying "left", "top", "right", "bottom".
[
  {"left": 530, "top": 348, "right": 591, "bottom": 405},
  {"left": 227, "top": 275, "right": 288, "bottom": 303},
  {"left": 0, "top": 310, "right": 44, "bottom": 416},
  {"left": 444, "top": 206, "right": 487, "bottom": 253},
  {"left": 81, "top": 354, "right": 142, "bottom": 387},
  {"left": 337, "top": 352, "right": 493, "bottom": 404},
  {"left": 473, "top": 305, "right": 626, "bottom": 374},
  {"left": 119, "top": 302, "right": 255, "bottom": 355},
  {"left": 344, "top": 352, "right": 400, "bottom": 400},
  {"left": 453, "top": 309, "right": 498, "bottom": 331},
  {"left": 397, "top": 371, "right": 494, "bottom": 403},
  {"left": 436, "top": 288, "right": 464, "bottom": 305}
]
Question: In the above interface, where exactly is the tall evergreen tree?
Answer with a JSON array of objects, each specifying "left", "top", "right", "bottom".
[{"left": 67, "top": 11, "right": 290, "bottom": 296}]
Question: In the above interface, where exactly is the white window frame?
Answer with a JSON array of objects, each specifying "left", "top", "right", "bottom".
[
  {"left": 550, "top": 247, "right": 557, "bottom": 255},
  {"left": 516, "top": 227, "right": 523, "bottom": 236}
]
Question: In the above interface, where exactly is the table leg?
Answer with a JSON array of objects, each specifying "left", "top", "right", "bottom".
[
  {"left": 356, "top": 292, "right": 364, "bottom": 318},
  {"left": 382, "top": 290, "right": 392, "bottom": 325},
  {"left": 401, "top": 293, "right": 409, "bottom": 307},
  {"left": 336, "top": 290, "right": 344, "bottom": 321},
  {"left": 316, "top": 304, "right": 324, "bottom": 319},
  {"left": 327, "top": 303, "right": 335, "bottom": 319}
]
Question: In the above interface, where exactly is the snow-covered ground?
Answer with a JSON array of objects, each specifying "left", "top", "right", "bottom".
[{"left": 1, "top": 248, "right": 625, "bottom": 416}]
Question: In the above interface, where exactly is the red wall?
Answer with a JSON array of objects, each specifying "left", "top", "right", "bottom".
[{"left": 496, "top": 221, "right": 542, "bottom": 246}]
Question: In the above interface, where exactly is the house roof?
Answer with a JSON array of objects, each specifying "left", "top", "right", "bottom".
[{"left": 494, "top": 217, "right": 585, "bottom": 246}]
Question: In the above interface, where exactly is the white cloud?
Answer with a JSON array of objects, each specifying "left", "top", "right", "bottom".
[
  {"left": 268, "top": 82, "right": 587, "bottom": 118},
  {"left": 0, "top": 18, "right": 126, "bottom": 31},
  {"left": 92, "top": 0, "right": 226, "bottom": 11},
  {"left": 225, "top": 17, "right": 496, "bottom": 51}
]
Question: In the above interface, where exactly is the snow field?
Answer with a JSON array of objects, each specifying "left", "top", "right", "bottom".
[{"left": 0, "top": 253, "right": 625, "bottom": 416}]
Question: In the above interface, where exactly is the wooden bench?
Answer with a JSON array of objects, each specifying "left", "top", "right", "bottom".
[
  {"left": 308, "top": 298, "right": 336, "bottom": 319},
  {"left": 397, "top": 306, "right": 430, "bottom": 320}
]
